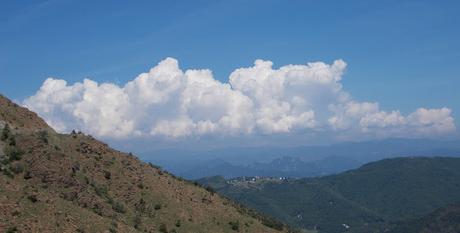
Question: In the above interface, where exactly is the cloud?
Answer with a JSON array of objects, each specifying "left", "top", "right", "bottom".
[{"left": 23, "top": 58, "right": 456, "bottom": 140}]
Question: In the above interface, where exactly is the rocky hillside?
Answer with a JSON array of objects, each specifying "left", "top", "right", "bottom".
[{"left": 0, "top": 95, "right": 287, "bottom": 233}]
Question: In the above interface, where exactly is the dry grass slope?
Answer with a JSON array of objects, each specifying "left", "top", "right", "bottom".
[{"left": 0, "top": 94, "right": 288, "bottom": 233}]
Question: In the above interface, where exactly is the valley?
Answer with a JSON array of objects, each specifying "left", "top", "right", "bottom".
[{"left": 198, "top": 157, "right": 460, "bottom": 233}]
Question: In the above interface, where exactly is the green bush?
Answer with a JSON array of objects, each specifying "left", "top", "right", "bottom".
[
  {"left": 159, "top": 223, "right": 168, "bottom": 233},
  {"left": 94, "top": 184, "right": 108, "bottom": 198},
  {"left": 112, "top": 201, "right": 126, "bottom": 213},
  {"left": 133, "top": 215, "right": 142, "bottom": 229},
  {"left": 148, "top": 162, "right": 162, "bottom": 170},
  {"left": 27, "top": 195, "right": 38, "bottom": 203},
  {"left": 3, "top": 168, "right": 14, "bottom": 178},
  {"left": 11, "top": 163, "right": 24, "bottom": 174},
  {"left": 205, "top": 185, "right": 216, "bottom": 195},
  {"left": 6, "top": 226, "right": 17, "bottom": 233},
  {"left": 229, "top": 221, "right": 240, "bottom": 231},
  {"left": 1, "top": 123, "right": 10, "bottom": 141},
  {"left": 8, "top": 136, "right": 16, "bottom": 146},
  {"left": 7, "top": 148, "right": 23, "bottom": 162},
  {"left": 38, "top": 130, "right": 48, "bottom": 144},
  {"left": 260, "top": 218, "right": 284, "bottom": 231},
  {"left": 23, "top": 170, "right": 32, "bottom": 179},
  {"left": 103, "top": 170, "right": 111, "bottom": 180},
  {"left": 110, "top": 221, "right": 118, "bottom": 232},
  {"left": 1, "top": 158, "right": 10, "bottom": 165}
]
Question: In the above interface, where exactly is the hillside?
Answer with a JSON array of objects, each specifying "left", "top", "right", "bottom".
[
  {"left": 0, "top": 94, "right": 287, "bottom": 233},
  {"left": 199, "top": 157, "right": 460, "bottom": 233},
  {"left": 390, "top": 203, "right": 460, "bottom": 233}
]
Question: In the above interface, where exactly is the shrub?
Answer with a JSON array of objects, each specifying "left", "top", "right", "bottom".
[
  {"left": 12, "top": 210, "right": 20, "bottom": 216},
  {"left": 103, "top": 170, "right": 111, "bottom": 180},
  {"left": 11, "top": 163, "right": 24, "bottom": 174},
  {"left": 110, "top": 221, "right": 118, "bottom": 230},
  {"left": 6, "top": 226, "right": 17, "bottom": 233},
  {"left": 38, "top": 130, "right": 48, "bottom": 144},
  {"left": 135, "top": 198, "right": 146, "bottom": 213},
  {"left": 23, "top": 170, "right": 32, "bottom": 179},
  {"left": 1, "top": 123, "right": 10, "bottom": 141},
  {"left": 27, "top": 194, "right": 38, "bottom": 203},
  {"left": 175, "top": 219, "right": 181, "bottom": 227},
  {"left": 260, "top": 217, "right": 284, "bottom": 231},
  {"left": 7, "top": 148, "right": 23, "bottom": 162},
  {"left": 148, "top": 162, "right": 162, "bottom": 170},
  {"left": 159, "top": 223, "right": 168, "bottom": 233},
  {"left": 205, "top": 185, "right": 216, "bottom": 194},
  {"left": 112, "top": 201, "right": 126, "bottom": 213},
  {"left": 94, "top": 185, "right": 108, "bottom": 198},
  {"left": 229, "top": 221, "right": 240, "bottom": 231},
  {"left": 133, "top": 215, "right": 142, "bottom": 229},
  {"left": 1, "top": 157, "right": 9, "bottom": 165},
  {"left": 3, "top": 169, "right": 14, "bottom": 178},
  {"left": 154, "top": 204, "right": 162, "bottom": 210},
  {"left": 8, "top": 136, "right": 15, "bottom": 146}
]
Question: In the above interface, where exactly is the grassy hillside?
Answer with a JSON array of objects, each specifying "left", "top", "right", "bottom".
[
  {"left": 0, "top": 95, "right": 288, "bottom": 233},
  {"left": 199, "top": 157, "right": 460, "bottom": 233},
  {"left": 390, "top": 203, "right": 460, "bottom": 233}
]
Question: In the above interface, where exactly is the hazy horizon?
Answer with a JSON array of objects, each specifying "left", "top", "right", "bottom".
[{"left": 2, "top": 0, "right": 459, "bottom": 151}]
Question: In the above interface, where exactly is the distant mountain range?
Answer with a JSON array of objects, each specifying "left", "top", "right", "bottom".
[
  {"left": 162, "top": 155, "right": 362, "bottom": 179},
  {"left": 198, "top": 157, "right": 460, "bottom": 233},
  {"left": 147, "top": 139, "right": 460, "bottom": 179}
]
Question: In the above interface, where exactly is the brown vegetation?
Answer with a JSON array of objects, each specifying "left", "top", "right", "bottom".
[{"left": 0, "top": 94, "right": 287, "bottom": 233}]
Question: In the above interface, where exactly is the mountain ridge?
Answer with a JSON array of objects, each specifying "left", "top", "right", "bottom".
[
  {"left": 147, "top": 138, "right": 460, "bottom": 180},
  {"left": 198, "top": 156, "right": 460, "bottom": 233},
  {"left": 0, "top": 94, "right": 287, "bottom": 233}
]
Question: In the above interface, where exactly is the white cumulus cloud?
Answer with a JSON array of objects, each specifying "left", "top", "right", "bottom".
[{"left": 23, "top": 57, "right": 456, "bottom": 140}]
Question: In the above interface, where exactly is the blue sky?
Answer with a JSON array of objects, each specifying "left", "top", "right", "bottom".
[{"left": 1, "top": 0, "right": 459, "bottom": 147}]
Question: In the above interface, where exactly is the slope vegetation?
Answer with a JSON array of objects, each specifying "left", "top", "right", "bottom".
[
  {"left": 0, "top": 95, "right": 286, "bottom": 233},
  {"left": 390, "top": 203, "right": 460, "bottom": 233},
  {"left": 199, "top": 157, "right": 460, "bottom": 232}
]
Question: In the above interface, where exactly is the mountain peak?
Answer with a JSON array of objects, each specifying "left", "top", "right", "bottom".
[{"left": 0, "top": 95, "right": 51, "bottom": 132}]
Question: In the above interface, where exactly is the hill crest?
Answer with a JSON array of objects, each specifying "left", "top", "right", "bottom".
[{"left": 0, "top": 94, "right": 286, "bottom": 233}]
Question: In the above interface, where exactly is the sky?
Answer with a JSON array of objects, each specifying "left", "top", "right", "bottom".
[{"left": 1, "top": 0, "right": 459, "bottom": 149}]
